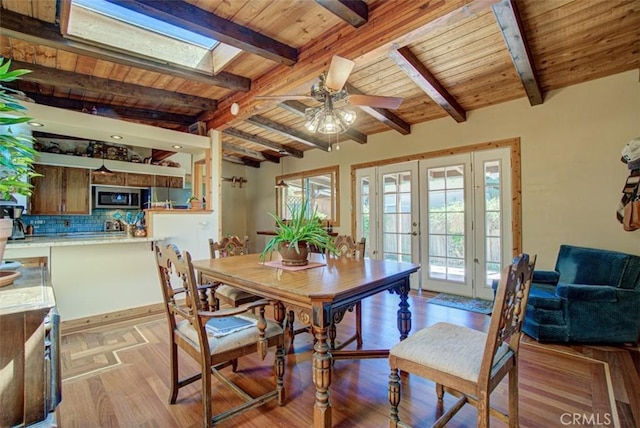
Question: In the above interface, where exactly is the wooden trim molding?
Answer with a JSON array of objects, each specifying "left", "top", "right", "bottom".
[
  {"left": 350, "top": 137, "right": 522, "bottom": 255},
  {"left": 60, "top": 303, "right": 166, "bottom": 334}
]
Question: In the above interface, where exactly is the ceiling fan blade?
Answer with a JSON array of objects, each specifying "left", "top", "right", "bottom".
[
  {"left": 347, "top": 94, "right": 403, "bottom": 110},
  {"left": 255, "top": 95, "right": 313, "bottom": 101},
  {"left": 325, "top": 56, "right": 355, "bottom": 92}
]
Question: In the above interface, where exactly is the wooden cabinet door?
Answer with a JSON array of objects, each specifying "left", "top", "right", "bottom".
[
  {"left": 126, "top": 173, "right": 154, "bottom": 188},
  {"left": 91, "top": 171, "right": 125, "bottom": 186},
  {"left": 154, "top": 175, "right": 170, "bottom": 187},
  {"left": 169, "top": 176, "right": 183, "bottom": 188},
  {"left": 63, "top": 168, "right": 90, "bottom": 214},
  {"left": 155, "top": 175, "right": 183, "bottom": 188},
  {"left": 30, "top": 165, "right": 63, "bottom": 214}
]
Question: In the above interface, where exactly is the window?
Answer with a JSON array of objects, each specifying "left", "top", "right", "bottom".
[{"left": 276, "top": 166, "right": 339, "bottom": 226}]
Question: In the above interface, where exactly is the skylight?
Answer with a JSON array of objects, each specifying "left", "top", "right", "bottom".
[
  {"left": 67, "top": 0, "right": 220, "bottom": 72},
  {"left": 73, "top": 0, "right": 218, "bottom": 49}
]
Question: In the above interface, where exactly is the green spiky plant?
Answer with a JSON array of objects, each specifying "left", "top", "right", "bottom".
[
  {"left": 260, "top": 198, "right": 337, "bottom": 262},
  {"left": 0, "top": 58, "right": 39, "bottom": 201}
]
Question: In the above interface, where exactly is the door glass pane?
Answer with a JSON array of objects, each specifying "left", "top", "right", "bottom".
[
  {"left": 382, "top": 171, "right": 413, "bottom": 262},
  {"left": 484, "top": 160, "right": 501, "bottom": 285},
  {"left": 427, "top": 164, "right": 466, "bottom": 283}
]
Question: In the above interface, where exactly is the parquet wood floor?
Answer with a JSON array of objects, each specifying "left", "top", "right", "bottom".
[{"left": 58, "top": 291, "right": 638, "bottom": 427}]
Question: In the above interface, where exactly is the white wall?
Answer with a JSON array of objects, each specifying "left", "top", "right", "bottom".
[{"left": 245, "top": 71, "right": 640, "bottom": 270}]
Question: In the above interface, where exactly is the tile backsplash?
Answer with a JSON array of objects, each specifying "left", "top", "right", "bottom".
[{"left": 22, "top": 209, "right": 143, "bottom": 235}]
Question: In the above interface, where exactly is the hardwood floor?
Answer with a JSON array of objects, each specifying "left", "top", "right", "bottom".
[{"left": 58, "top": 291, "right": 639, "bottom": 427}]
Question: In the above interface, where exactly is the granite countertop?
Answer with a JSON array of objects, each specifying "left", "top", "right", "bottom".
[
  {"left": 5, "top": 232, "right": 164, "bottom": 249},
  {"left": 0, "top": 266, "right": 55, "bottom": 316}
]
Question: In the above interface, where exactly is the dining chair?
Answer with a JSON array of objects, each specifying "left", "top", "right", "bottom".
[
  {"left": 198, "top": 236, "right": 262, "bottom": 311},
  {"left": 155, "top": 243, "right": 285, "bottom": 428},
  {"left": 286, "top": 235, "right": 366, "bottom": 351},
  {"left": 388, "top": 253, "right": 536, "bottom": 427}
]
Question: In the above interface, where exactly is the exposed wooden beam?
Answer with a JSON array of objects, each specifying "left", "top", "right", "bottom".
[
  {"left": 0, "top": 9, "right": 250, "bottom": 92},
  {"left": 223, "top": 128, "right": 304, "bottom": 159},
  {"left": 222, "top": 142, "right": 279, "bottom": 163},
  {"left": 315, "top": 0, "right": 368, "bottom": 28},
  {"left": 345, "top": 84, "right": 411, "bottom": 135},
  {"left": 9, "top": 60, "right": 218, "bottom": 110},
  {"left": 20, "top": 92, "right": 196, "bottom": 126},
  {"left": 210, "top": 0, "right": 501, "bottom": 129},
  {"left": 246, "top": 116, "right": 331, "bottom": 151},
  {"left": 492, "top": 0, "right": 543, "bottom": 106},
  {"left": 279, "top": 100, "right": 368, "bottom": 144},
  {"left": 107, "top": 0, "right": 298, "bottom": 66},
  {"left": 388, "top": 46, "right": 466, "bottom": 123},
  {"left": 222, "top": 154, "right": 260, "bottom": 168}
]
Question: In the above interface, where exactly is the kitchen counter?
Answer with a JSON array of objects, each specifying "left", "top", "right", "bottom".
[
  {"left": 6, "top": 232, "right": 162, "bottom": 249},
  {"left": 0, "top": 266, "right": 54, "bottom": 316}
]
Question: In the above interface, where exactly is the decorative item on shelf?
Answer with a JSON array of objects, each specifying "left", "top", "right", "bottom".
[
  {"left": 259, "top": 198, "right": 337, "bottom": 266},
  {"left": 134, "top": 226, "right": 147, "bottom": 238},
  {"left": 113, "top": 211, "right": 144, "bottom": 237},
  {"left": 0, "top": 58, "right": 39, "bottom": 269}
]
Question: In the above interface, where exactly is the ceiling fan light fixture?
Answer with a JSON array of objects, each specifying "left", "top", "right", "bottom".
[{"left": 337, "top": 107, "right": 356, "bottom": 126}]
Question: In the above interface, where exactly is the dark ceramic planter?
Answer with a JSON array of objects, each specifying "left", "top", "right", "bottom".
[{"left": 279, "top": 241, "right": 309, "bottom": 266}]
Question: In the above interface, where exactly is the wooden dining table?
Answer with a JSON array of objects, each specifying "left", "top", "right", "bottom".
[{"left": 192, "top": 252, "right": 419, "bottom": 428}]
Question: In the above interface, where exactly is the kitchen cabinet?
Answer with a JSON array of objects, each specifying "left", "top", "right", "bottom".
[
  {"left": 126, "top": 173, "right": 154, "bottom": 187},
  {"left": 31, "top": 165, "right": 90, "bottom": 214},
  {"left": 155, "top": 175, "right": 183, "bottom": 188},
  {"left": 92, "top": 171, "right": 125, "bottom": 186}
]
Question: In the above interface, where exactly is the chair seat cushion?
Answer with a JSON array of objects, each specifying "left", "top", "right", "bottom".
[
  {"left": 176, "top": 312, "right": 283, "bottom": 355},
  {"left": 216, "top": 285, "right": 260, "bottom": 302},
  {"left": 390, "top": 322, "right": 511, "bottom": 382}
]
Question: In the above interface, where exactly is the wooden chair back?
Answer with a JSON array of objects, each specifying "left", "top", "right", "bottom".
[
  {"left": 480, "top": 253, "right": 536, "bottom": 383},
  {"left": 209, "top": 235, "right": 250, "bottom": 258},
  {"left": 331, "top": 235, "right": 366, "bottom": 259},
  {"left": 155, "top": 243, "right": 209, "bottom": 355}
]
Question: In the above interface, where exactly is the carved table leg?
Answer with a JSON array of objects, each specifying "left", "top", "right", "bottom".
[
  {"left": 396, "top": 279, "right": 411, "bottom": 341},
  {"left": 286, "top": 310, "right": 296, "bottom": 354},
  {"left": 313, "top": 325, "right": 332, "bottom": 428},
  {"left": 273, "top": 301, "right": 285, "bottom": 327}
]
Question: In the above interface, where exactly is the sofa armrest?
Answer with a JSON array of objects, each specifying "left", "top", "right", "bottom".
[
  {"left": 533, "top": 270, "right": 560, "bottom": 285},
  {"left": 555, "top": 283, "right": 618, "bottom": 302}
]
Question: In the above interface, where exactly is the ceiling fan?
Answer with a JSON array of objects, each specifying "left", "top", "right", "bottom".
[{"left": 255, "top": 56, "right": 403, "bottom": 134}]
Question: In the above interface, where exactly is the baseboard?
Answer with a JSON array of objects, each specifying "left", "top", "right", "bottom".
[{"left": 60, "top": 303, "right": 166, "bottom": 334}]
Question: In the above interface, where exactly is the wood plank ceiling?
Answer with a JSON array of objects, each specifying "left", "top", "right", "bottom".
[{"left": 1, "top": 0, "right": 638, "bottom": 167}]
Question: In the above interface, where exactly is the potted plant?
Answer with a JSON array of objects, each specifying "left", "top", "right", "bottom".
[
  {"left": 0, "top": 59, "right": 39, "bottom": 263},
  {"left": 188, "top": 195, "right": 203, "bottom": 210},
  {"left": 260, "top": 199, "right": 337, "bottom": 266}
]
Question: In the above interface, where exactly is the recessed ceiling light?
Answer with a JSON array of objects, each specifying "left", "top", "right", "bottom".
[
  {"left": 28, "top": 121, "right": 44, "bottom": 127},
  {"left": 172, "top": 145, "right": 183, "bottom": 149},
  {"left": 110, "top": 135, "right": 123, "bottom": 140}
]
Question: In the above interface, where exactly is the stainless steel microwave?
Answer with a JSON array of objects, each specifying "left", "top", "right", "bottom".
[{"left": 93, "top": 187, "right": 142, "bottom": 209}]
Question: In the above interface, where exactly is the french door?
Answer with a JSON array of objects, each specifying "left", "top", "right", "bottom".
[
  {"left": 419, "top": 148, "right": 512, "bottom": 299},
  {"left": 355, "top": 147, "right": 512, "bottom": 299},
  {"left": 355, "top": 162, "right": 420, "bottom": 288}
]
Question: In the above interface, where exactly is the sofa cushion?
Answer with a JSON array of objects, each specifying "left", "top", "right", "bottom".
[
  {"left": 532, "top": 270, "right": 560, "bottom": 285},
  {"left": 528, "top": 282, "right": 563, "bottom": 310},
  {"left": 555, "top": 283, "right": 618, "bottom": 302},
  {"left": 555, "top": 245, "right": 629, "bottom": 288}
]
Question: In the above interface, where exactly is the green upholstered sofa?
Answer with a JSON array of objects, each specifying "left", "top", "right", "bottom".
[{"left": 522, "top": 245, "right": 640, "bottom": 343}]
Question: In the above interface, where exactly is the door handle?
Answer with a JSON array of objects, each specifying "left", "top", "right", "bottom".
[{"left": 403, "top": 232, "right": 418, "bottom": 236}]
